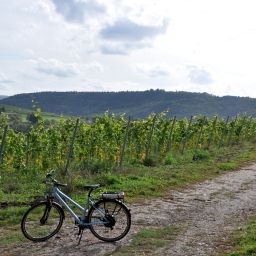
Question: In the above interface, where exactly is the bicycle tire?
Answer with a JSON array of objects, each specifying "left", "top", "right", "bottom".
[
  {"left": 21, "top": 201, "right": 64, "bottom": 242},
  {"left": 88, "top": 199, "right": 131, "bottom": 242}
]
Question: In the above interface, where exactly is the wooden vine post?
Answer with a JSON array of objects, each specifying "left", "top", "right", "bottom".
[
  {"left": 64, "top": 118, "right": 80, "bottom": 175},
  {"left": 181, "top": 115, "right": 193, "bottom": 154},
  {"left": 227, "top": 115, "right": 237, "bottom": 146},
  {"left": 206, "top": 116, "right": 217, "bottom": 149},
  {"left": 245, "top": 116, "right": 252, "bottom": 140},
  {"left": 0, "top": 125, "right": 8, "bottom": 166},
  {"left": 219, "top": 116, "right": 229, "bottom": 147},
  {"left": 25, "top": 133, "right": 30, "bottom": 173},
  {"left": 145, "top": 115, "right": 157, "bottom": 160},
  {"left": 250, "top": 119, "right": 256, "bottom": 140},
  {"left": 118, "top": 116, "right": 131, "bottom": 169},
  {"left": 237, "top": 116, "right": 246, "bottom": 143},
  {"left": 195, "top": 116, "right": 206, "bottom": 151},
  {"left": 166, "top": 116, "right": 176, "bottom": 152}
]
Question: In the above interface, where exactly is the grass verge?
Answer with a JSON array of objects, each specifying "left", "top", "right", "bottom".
[
  {"left": 223, "top": 217, "right": 256, "bottom": 256},
  {"left": 113, "top": 225, "right": 181, "bottom": 256}
]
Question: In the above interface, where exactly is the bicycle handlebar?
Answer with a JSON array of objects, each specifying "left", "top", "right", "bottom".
[
  {"left": 44, "top": 170, "right": 107, "bottom": 189},
  {"left": 46, "top": 169, "right": 55, "bottom": 178},
  {"left": 44, "top": 170, "right": 67, "bottom": 187}
]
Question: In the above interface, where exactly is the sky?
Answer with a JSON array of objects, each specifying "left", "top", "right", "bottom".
[{"left": 1, "top": 0, "right": 256, "bottom": 97}]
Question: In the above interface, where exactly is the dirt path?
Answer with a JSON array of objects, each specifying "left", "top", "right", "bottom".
[{"left": 2, "top": 164, "right": 256, "bottom": 256}]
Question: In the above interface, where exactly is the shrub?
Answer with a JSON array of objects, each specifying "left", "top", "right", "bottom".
[
  {"left": 193, "top": 149, "right": 210, "bottom": 161},
  {"left": 164, "top": 152, "right": 177, "bottom": 165},
  {"left": 143, "top": 155, "right": 158, "bottom": 167},
  {"left": 86, "top": 159, "right": 112, "bottom": 174}
]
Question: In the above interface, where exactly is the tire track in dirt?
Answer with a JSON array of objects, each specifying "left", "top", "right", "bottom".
[{"left": 2, "top": 164, "right": 256, "bottom": 255}]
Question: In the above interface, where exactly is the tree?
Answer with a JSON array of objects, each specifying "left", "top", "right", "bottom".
[
  {"left": 27, "top": 113, "right": 40, "bottom": 124},
  {"left": 0, "top": 106, "right": 5, "bottom": 113}
]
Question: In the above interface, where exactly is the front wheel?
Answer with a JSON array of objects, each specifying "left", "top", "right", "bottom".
[
  {"left": 21, "top": 201, "right": 64, "bottom": 242},
  {"left": 88, "top": 199, "right": 131, "bottom": 242}
]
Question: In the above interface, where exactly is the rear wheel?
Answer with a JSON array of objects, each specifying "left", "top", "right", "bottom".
[
  {"left": 21, "top": 201, "right": 64, "bottom": 242},
  {"left": 88, "top": 199, "right": 131, "bottom": 242}
]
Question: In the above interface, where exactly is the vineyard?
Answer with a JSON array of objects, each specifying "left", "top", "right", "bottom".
[{"left": 0, "top": 111, "right": 255, "bottom": 175}]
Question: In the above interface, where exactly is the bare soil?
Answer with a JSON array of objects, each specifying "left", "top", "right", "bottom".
[{"left": 2, "top": 164, "right": 256, "bottom": 256}]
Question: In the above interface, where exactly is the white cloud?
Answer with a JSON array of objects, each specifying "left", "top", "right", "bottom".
[
  {"left": 100, "top": 18, "right": 168, "bottom": 54},
  {"left": 51, "top": 0, "right": 105, "bottom": 23},
  {"left": 31, "top": 58, "right": 104, "bottom": 78},
  {"left": 83, "top": 61, "right": 104, "bottom": 73},
  {"left": 0, "top": 72, "right": 14, "bottom": 84},
  {"left": 187, "top": 66, "right": 213, "bottom": 85},
  {"left": 1, "top": 0, "right": 256, "bottom": 97},
  {"left": 100, "top": 18, "right": 168, "bottom": 41},
  {"left": 104, "top": 81, "right": 142, "bottom": 91},
  {"left": 101, "top": 41, "right": 150, "bottom": 55},
  {"left": 31, "top": 58, "right": 80, "bottom": 78},
  {"left": 135, "top": 63, "right": 170, "bottom": 78}
]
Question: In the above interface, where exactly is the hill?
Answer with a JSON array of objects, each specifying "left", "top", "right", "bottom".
[
  {"left": 0, "top": 95, "right": 7, "bottom": 100},
  {"left": 1, "top": 90, "right": 256, "bottom": 118}
]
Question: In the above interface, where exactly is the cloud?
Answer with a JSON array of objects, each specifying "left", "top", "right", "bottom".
[
  {"left": 32, "top": 58, "right": 80, "bottom": 78},
  {"left": 187, "top": 66, "right": 213, "bottom": 85},
  {"left": 31, "top": 58, "right": 104, "bottom": 78},
  {"left": 101, "top": 42, "right": 150, "bottom": 55},
  {"left": 0, "top": 85, "right": 5, "bottom": 89},
  {"left": 135, "top": 63, "right": 170, "bottom": 77},
  {"left": 100, "top": 18, "right": 168, "bottom": 41},
  {"left": 51, "top": 0, "right": 105, "bottom": 23},
  {"left": 0, "top": 73, "right": 14, "bottom": 84},
  {"left": 100, "top": 18, "right": 168, "bottom": 55},
  {"left": 83, "top": 61, "right": 104, "bottom": 72}
]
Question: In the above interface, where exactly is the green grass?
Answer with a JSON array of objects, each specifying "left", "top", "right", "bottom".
[
  {"left": 224, "top": 218, "right": 256, "bottom": 256},
  {"left": 113, "top": 225, "right": 181, "bottom": 255},
  {"left": 0, "top": 207, "right": 27, "bottom": 226},
  {"left": 0, "top": 103, "right": 66, "bottom": 122},
  {"left": 0, "top": 225, "right": 27, "bottom": 245},
  {"left": 217, "top": 161, "right": 238, "bottom": 171}
]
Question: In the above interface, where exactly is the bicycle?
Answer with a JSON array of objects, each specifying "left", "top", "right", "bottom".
[{"left": 21, "top": 171, "right": 131, "bottom": 244}]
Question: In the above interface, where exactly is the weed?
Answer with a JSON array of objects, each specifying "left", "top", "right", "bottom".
[
  {"left": 0, "top": 207, "right": 27, "bottom": 225},
  {"left": 164, "top": 152, "right": 177, "bottom": 165},
  {"left": 85, "top": 159, "right": 112, "bottom": 174},
  {"left": 193, "top": 149, "right": 211, "bottom": 161},
  {"left": 224, "top": 218, "right": 256, "bottom": 256},
  {"left": 0, "top": 225, "right": 26, "bottom": 245},
  {"left": 217, "top": 162, "right": 238, "bottom": 171},
  {"left": 143, "top": 154, "right": 159, "bottom": 167},
  {"left": 113, "top": 225, "right": 180, "bottom": 255}
]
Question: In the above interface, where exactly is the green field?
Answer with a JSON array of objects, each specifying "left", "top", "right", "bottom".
[{"left": 0, "top": 103, "right": 66, "bottom": 122}]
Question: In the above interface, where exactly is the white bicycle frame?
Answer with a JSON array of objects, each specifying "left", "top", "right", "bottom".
[{"left": 52, "top": 186, "right": 107, "bottom": 226}]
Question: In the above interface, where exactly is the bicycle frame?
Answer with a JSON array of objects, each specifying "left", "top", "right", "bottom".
[{"left": 52, "top": 186, "right": 107, "bottom": 226}]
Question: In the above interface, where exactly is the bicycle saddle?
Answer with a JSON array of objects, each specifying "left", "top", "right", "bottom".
[{"left": 83, "top": 184, "right": 103, "bottom": 190}]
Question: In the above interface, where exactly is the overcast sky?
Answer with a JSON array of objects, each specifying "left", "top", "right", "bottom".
[{"left": 1, "top": 0, "right": 256, "bottom": 97}]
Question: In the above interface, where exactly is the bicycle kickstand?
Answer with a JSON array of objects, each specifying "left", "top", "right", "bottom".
[{"left": 77, "top": 227, "right": 84, "bottom": 246}]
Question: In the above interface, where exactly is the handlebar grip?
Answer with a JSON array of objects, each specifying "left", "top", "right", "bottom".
[{"left": 46, "top": 169, "right": 55, "bottom": 178}]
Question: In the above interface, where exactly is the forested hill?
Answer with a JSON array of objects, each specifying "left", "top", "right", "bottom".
[
  {"left": 0, "top": 95, "right": 7, "bottom": 100},
  {"left": 1, "top": 90, "right": 256, "bottom": 118}
]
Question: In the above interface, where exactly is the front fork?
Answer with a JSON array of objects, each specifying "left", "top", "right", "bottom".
[{"left": 40, "top": 196, "right": 54, "bottom": 225}]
